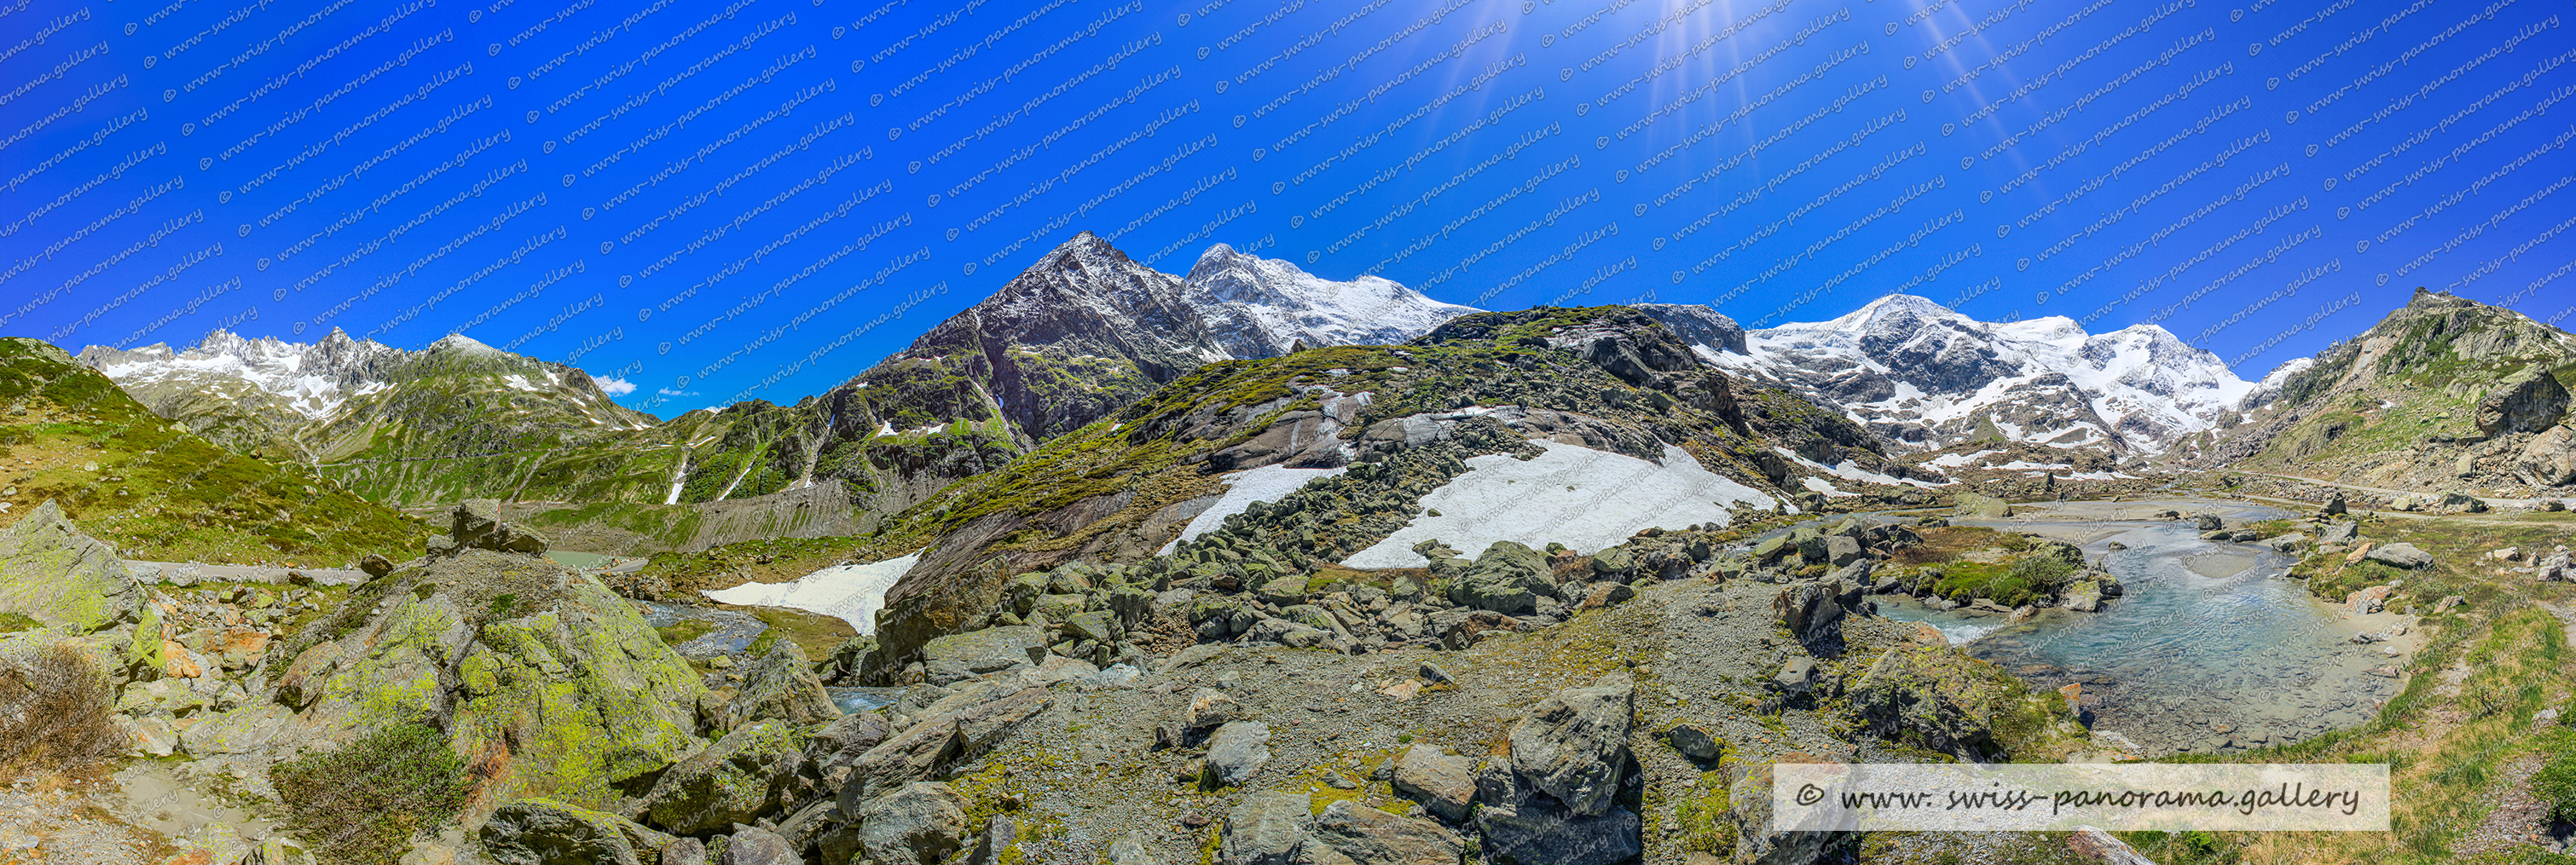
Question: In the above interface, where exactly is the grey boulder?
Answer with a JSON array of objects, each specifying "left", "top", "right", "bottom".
[
  {"left": 1220, "top": 791, "right": 1311, "bottom": 865},
  {"left": 1299, "top": 799, "right": 1463, "bottom": 864},
  {"left": 1391, "top": 745, "right": 1476, "bottom": 822},
  {"left": 1506, "top": 671, "right": 1635, "bottom": 816},
  {"left": 479, "top": 799, "right": 677, "bottom": 865},
  {"left": 2365, "top": 543, "right": 2434, "bottom": 569},
  {"left": 715, "top": 827, "right": 798, "bottom": 865},
  {"left": 852, "top": 781, "right": 970, "bottom": 865},
  {"left": 921, "top": 626, "right": 1048, "bottom": 685},
  {"left": 1204, "top": 721, "right": 1274, "bottom": 787}
]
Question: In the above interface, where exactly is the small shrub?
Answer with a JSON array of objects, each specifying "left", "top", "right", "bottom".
[
  {"left": 0, "top": 643, "right": 121, "bottom": 781},
  {"left": 272, "top": 719, "right": 471, "bottom": 865},
  {"left": 2003, "top": 554, "right": 2079, "bottom": 601}
]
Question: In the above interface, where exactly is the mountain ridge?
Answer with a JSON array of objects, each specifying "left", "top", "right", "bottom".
[
  {"left": 2177, "top": 288, "right": 2576, "bottom": 495},
  {"left": 77, "top": 235, "right": 1486, "bottom": 550},
  {"left": 1639, "top": 293, "right": 2255, "bottom": 455}
]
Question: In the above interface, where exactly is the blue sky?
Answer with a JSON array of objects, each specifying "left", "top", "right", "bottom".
[{"left": 3, "top": 0, "right": 2570, "bottom": 418}]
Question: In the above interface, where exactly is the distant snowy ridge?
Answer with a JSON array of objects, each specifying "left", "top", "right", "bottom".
[
  {"left": 78, "top": 328, "right": 403, "bottom": 418},
  {"left": 1657, "top": 295, "right": 2255, "bottom": 453},
  {"left": 1183, "top": 243, "right": 1482, "bottom": 358}
]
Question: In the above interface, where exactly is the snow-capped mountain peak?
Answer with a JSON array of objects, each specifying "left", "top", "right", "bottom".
[
  {"left": 1182, "top": 243, "right": 1480, "bottom": 358},
  {"left": 1652, "top": 294, "right": 2255, "bottom": 453},
  {"left": 78, "top": 328, "right": 403, "bottom": 419}
]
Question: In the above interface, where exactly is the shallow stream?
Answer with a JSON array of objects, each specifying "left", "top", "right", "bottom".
[{"left": 1873, "top": 501, "right": 2407, "bottom": 754}]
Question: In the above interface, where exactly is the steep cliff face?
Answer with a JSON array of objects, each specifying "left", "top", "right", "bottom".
[{"left": 2182, "top": 289, "right": 2576, "bottom": 493}]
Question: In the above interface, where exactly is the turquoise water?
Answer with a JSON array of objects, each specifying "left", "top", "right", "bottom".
[
  {"left": 825, "top": 686, "right": 904, "bottom": 712},
  {"left": 1876, "top": 510, "right": 2405, "bottom": 754},
  {"left": 642, "top": 599, "right": 894, "bottom": 714}
]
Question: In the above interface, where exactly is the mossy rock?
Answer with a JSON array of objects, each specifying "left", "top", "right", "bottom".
[
  {"left": 1848, "top": 642, "right": 2078, "bottom": 763},
  {"left": 634, "top": 721, "right": 812, "bottom": 835},
  {"left": 287, "top": 550, "right": 705, "bottom": 815},
  {"left": 0, "top": 500, "right": 145, "bottom": 632}
]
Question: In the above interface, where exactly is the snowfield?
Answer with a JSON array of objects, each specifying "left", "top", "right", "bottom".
[
  {"left": 703, "top": 552, "right": 923, "bottom": 635},
  {"left": 1340, "top": 441, "right": 1777, "bottom": 569}
]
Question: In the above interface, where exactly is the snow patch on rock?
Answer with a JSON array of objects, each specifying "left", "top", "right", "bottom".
[
  {"left": 703, "top": 553, "right": 923, "bottom": 635},
  {"left": 1340, "top": 441, "right": 1775, "bottom": 569}
]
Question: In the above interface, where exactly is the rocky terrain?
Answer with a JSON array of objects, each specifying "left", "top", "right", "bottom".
[
  {"left": 3, "top": 487, "right": 2101, "bottom": 865},
  {"left": 12, "top": 249, "right": 2576, "bottom": 865},
  {"left": 845, "top": 303, "right": 1947, "bottom": 678},
  {"left": 2179, "top": 289, "right": 2576, "bottom": 499}
]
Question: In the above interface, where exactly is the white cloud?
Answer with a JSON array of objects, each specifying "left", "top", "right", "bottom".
[
  {"left": 592, "top": 375, "right": 638, "bottom": 395},
  {"left": 657, "top": 387, "right": 700, "bottom": 396}
]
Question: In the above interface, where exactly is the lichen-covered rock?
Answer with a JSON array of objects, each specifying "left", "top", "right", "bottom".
[
  {"left": 919, "top": 626, "right": 1047, "bottom": 685},
  {"left": 1257, "top": 574, "right": 1309, "bottom": 607},
  {"left": 0, "top": 500, "right": 145, "bottom": 632},
  {"left": 1203, "top": 720, "right": 1272, "bottom": 788},
  {"left": 1391, "top": 745, "right": 1475, "bottom": 821},
  {"left": 634, "top": 721, "right": 810, "bottom": 836},
  {"left": 833, "top": 715, "right": 961, "bottom": 811},
  {"left": 1062, "top": 609, "right": 1121, "bottom": 644},
  {"left": 1187, "top": 596, "right": 1257, "bottom": 640},
  {"left": 1446, "top": 541, "right": 1552, "bottom": 614},
  {"left": 1772, "top": 581, "right": 1846, "bottom": 647},
  {"left": 1243, "top": 617, "right": 1331, "bottom": 648},
  {"left": 1587, "top": 546, "right": 1637, "bottom": 580},
  {"left": 1300, "top": 799, "right": 1463, "bottom": 864},
  {"left": 1849, "top": 642, "right": 2071, "bottom": 763},
  {"left": 1507, "top": 671, "right": 1634, "bottom": 816},
  {"left": 715, "top": 827, "right": 796, "bottom": 865},
  {"left": 851, "top": 781, "right": 970, "bottom": 865},
  {"left": 833, "top": 687, "right": 1051, "bottom": 808},
  {"left": 715, "top": 639, "right": 838, "bottom": 731},
  {"left": 2062, "top": 580, "right": 2103, "bottom": 612},
  {"left": 478, "top": 798, "right": 676, "bottom": 865},
  {"left": 1219, "top": 790, "right": 1310, "bottom": 865},
  {"left": 278, "top": 548, "right": 704, "bottom": 815}
]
